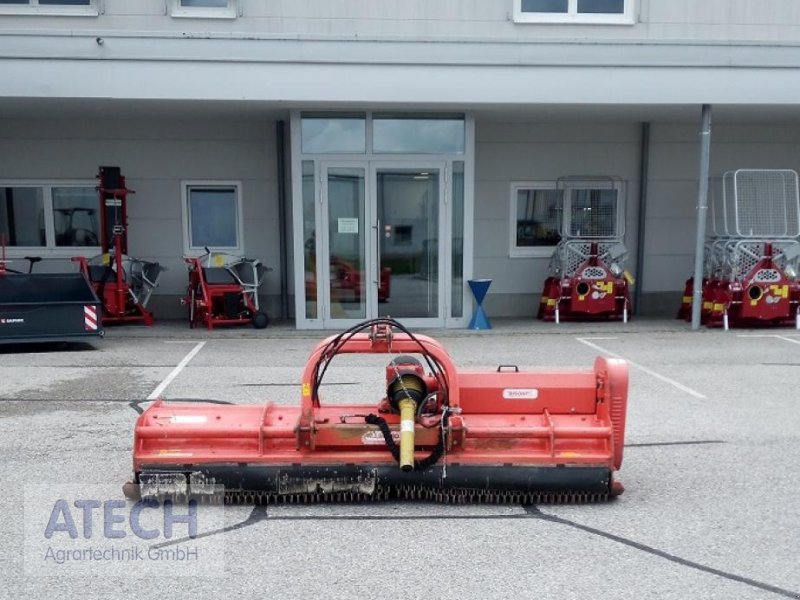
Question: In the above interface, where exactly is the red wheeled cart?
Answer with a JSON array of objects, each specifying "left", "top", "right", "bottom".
[{"left": 183, "top": 248, "right": 269, "bottom": 330}]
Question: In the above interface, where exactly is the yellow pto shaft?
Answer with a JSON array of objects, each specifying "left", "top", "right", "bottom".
[{"left": 398, "top": 398, "right": 416, "bottom": 472}]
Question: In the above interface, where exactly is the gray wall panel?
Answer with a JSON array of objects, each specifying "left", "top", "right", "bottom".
[
  {"left": 642, "top": 255, "right": 693, "bottom": 292},
  {"left": 473, "top": 257, "right": 549, "bottom": 295},
  {"left": 474, "top": 180, "right": 512, "bottom": 221},
  {"left": 473, "top": 217, "right": 511, "bottom": 259}
]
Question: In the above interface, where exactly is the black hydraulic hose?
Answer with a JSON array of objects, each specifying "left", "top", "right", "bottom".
[
  {"left": 364, "top": 414, "right": 400, "bottom": 462},
  {"left": 311, "top": 317, "right": 449, "bottom": 407},
  {"left": 365, "top": 412, "right": 447, "bottom": 471}
]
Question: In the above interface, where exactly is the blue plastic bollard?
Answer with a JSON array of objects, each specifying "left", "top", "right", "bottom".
[{"left": 468, "top": 278, "right": 492, "bottom": 330}]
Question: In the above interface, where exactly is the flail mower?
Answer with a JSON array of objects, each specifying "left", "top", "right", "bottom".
[
  {"left": 678, "top": 169, "right": 800, "bottom": 329},
  {"left": 124, "top": 318, "right": 628, "bottom": 505},
  {"left": 72, "top": 167, "right": 163, "bottom": 326},
  {"left": 183, "top": 247, "right": 269, "bottom": 330}
]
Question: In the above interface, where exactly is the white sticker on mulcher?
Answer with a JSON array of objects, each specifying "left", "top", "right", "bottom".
[
  {"left": 170, "top": 415, "right": 208, "bottom": 424},
  {"left": 502, "top": 388, "right": 539, "bottom": 400},
  {"left": 362, "top": 430, "right": 400, "bottom": 445}
]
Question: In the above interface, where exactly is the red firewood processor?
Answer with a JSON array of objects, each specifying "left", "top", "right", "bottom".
[{"left": 125, "top": 318, "right": 628, "bottom": 504}]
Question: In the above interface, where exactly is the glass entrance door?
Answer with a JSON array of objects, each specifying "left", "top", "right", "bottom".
[
  {"left": 373, "top": 165, "right": 444, "bottom": 324},
  {"left": 321, "top": 164, "right": 367, "bottom": 322},
  {"left": 320, "top": 162, "right": 445, "bottom": 327}
]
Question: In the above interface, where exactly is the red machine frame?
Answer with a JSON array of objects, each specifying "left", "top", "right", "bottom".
[
  {"left": 539, "top": 242, "right": 632, "bottom": 323},
  {"left": 72, "top": 167, "right": 155, "bottom": 326},
  {"left": 183, "top": 252, "right": 268, "bottom": 330},
  {"left": 679, "top": 242, "right": 800, "bottom": 329},
  {"left": 126, "top": 319, "right": 628, "bottom": 503}
]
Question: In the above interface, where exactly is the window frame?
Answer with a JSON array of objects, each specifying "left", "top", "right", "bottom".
[
  {"left": 0, "top": 180, "right": 100, "bottom": 255},
  {"left": 170, "top": 0, "right": 238, "bottom": 19},
  {"left": 0, "top": 0, "right": 99, "bottom": 17},
  {"left": 509, "top": 181, "right": 563, "bottom": 258},
  {"left": 513, "top": 0, "right": 635, "bottom": 25},
  {"left": 181, "top": 180, "right": 244, "bottom": 256},
  {"left": 509, "top": 179, "right": 625, "bottom": 258}
]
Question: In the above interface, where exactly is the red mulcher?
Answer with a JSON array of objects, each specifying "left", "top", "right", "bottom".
[{"left": 125, "top": 318, "right": 628, "bottom": 504}]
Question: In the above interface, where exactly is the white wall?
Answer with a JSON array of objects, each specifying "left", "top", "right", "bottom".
[
  {"left": 3, "top": 0, "right": 800, "bottom": 44},
  {"left": 0, "top": 117, "right": 280, "bottom": 318},
  {"left": 5, "top": 1, "right": 800, "bottom": 109}
]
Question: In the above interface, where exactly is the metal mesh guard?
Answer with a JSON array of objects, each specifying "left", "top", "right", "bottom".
[
  {"left": 568, "top": 189, "right": 619, "bottom": 238},
  {"left": 549, "top": 240, "right": 626, "bottom": 277},
  {"left": 582, "top": 267, "right": 608, "bottom": 280},
  {"left": 727, "top": 169, "right": 800, "bottom": 238}
]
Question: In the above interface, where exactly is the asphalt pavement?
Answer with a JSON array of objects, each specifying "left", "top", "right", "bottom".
[{"left": 1, "top": 318, "right": 799, "bottom": 600}]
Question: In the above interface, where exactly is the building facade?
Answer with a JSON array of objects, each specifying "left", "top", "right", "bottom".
[{"left": 2, "top": 0, "right": 800, "bottom": 328}]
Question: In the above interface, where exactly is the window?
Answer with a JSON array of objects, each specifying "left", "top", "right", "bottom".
[
  {"left": 373, "top": 114, "right": 465, "bottom": 154},
  {"left": 509, "top": 179, "right": 624, "bottom": 257},
  {"left": 514, "top": 0, "right": 634, "bottom": 24},
  {"left": 182, "top": 182, "right": 242, "bottom": 253},
  {"left": 0, "top": 0, "right": 98, "bottom": 16},
  {"left": 52, "top": 187, "right": 100, "bottom": 246},
  {"left": 301, "top": 114, "right": 366, "bottom": 154},
  {"left": 171, "top": 0, "right": 238, "bottom": 19},
  {"left": 509, "top": 183, "right": 562, "bottom": 257},
  {"left": 0, "top": 184, "right": 99, "bottom": 249}
]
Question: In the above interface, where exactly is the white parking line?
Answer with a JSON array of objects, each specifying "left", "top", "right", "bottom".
[
  {"left": 737, "top": 334, "right": 800, "bottom": 346},
  {"left": 147, "top": 341, "right": 207, "bottom": 400},
  {"left": 576, "top": 337, "right": 707, "bottom": 400}
]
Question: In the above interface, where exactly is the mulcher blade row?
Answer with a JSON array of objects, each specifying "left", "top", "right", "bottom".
[{"left": 142, "top": 486, "right": 610, "bottom": 506}]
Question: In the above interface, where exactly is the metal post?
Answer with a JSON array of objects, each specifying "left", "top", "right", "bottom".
[
  {"left": 276, "top": 120, "right": 290, "bottom": 321},
  {"left": 691, "top": 104, "right": 712, "bottom": 330},
  {"left": 634, "top": 122, "right": 650, "bottom": 315}
]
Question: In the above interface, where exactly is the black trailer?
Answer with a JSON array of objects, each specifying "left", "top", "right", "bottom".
[{"left": 0, "top": 273, "right": 104, "bottom": 344}]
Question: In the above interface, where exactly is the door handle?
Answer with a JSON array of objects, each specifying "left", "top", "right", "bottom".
[{"left": 373, "top": 219, "right": 381, "bottom": 285}]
